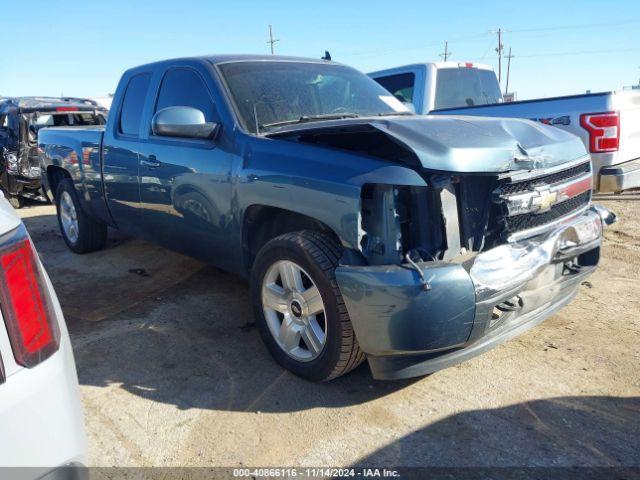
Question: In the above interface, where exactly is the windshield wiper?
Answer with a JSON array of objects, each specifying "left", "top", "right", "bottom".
[
  {"left": 261, "top": 113, "right": 360, "bottom": 130},
  {"left": 376, "top": 111, "right": 415, "bottom": 117}
]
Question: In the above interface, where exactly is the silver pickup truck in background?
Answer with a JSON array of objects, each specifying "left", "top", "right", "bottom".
[{"left": 369, "top": 62, "right": 640, "bottom": 193}]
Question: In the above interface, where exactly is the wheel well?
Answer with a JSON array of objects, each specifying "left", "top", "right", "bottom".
[
  {"left": 242, "top": 205, "right": 341, "bottom": 272},
  {"left": 46, "top": 166, "right": 71, "bottom": 200}
]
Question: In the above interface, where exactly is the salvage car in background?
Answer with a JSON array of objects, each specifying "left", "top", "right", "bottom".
[
  {"left": 369, "top": 62, "right": 640, "bottom": 192},
  {"left": 0, "top": 97, "right": 107, "bottom": 208},
  {"left": 39, "top": 55, "right": 612, "bottom": 381},
  {"left": 0, "top": 192, "right": 87, "bottom": 475}
]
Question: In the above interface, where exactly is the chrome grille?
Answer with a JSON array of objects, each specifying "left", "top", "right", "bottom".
[
  {"left": 498, "top": 161, "right": 592, "bottom": 239},
  {"left": 505, "top": 191, "right": 591, "bottom": 233},
  {"left": 500, "top": 161, "right": 591, "bottom": 196}
]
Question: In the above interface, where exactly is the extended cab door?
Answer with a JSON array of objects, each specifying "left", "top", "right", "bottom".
[
  {"left": 136, "top": 65, "right": 234, "bottom": 268},
  {"left": 102, "top": 71, "right": 153, "bottom": 234}
]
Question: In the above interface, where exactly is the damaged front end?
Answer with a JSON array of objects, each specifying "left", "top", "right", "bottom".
[
  {"left": 337, "top": 187, "right": 609, "bottom": 379},
  {"left": 269, "top": 115, "right": 611, "bottom": 380},
  {"left": 336, "top": 159, "right": 611, "bottom": 379}
]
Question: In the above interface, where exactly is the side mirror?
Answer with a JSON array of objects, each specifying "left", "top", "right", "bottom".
[{"left": 151, "top": 106, "right": 218, "bottom": 139}]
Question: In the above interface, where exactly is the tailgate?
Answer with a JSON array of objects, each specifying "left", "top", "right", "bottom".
[{"left": 614, "top": 90, "right": 640, "bottom": 162}]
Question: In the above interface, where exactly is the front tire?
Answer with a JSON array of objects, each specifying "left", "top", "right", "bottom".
[
  {"left": 56, "top": 179, "right": 107, "bottom": 253},
  {"left": 250, "top": 231, "right": 365, "bottom": 381},
  {"left": 7, "top": 194, "right": 24, "bottom": 209}
]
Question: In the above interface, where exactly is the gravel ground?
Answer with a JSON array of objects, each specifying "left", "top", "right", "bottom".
[{"left": 17, "top": 194, "right": 640, "bottom": 467}]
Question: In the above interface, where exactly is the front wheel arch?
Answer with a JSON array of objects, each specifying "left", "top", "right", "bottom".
[{"left": 241, "top": 205, "right": 344, "bottom": 273}]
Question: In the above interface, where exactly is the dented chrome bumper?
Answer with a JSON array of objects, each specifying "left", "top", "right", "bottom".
[{"left": 335, "top": 205, "right": 610, "bottom": 380}]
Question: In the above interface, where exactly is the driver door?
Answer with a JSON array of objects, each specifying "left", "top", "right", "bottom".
[{"left": 137, "top": 66, "right": 235, "bottom": 268}]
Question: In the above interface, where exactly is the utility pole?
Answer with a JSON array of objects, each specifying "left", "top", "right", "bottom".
[
  {"left": 505, "top": 47, "right": 514, "bottom": 95},
  {"left": 266, "top": 24, "right": 279, "bottom": 55},
  {"left": 439, "top": 41, "right": 451, "bottom": 61},
  {"left": 495, "top": 28, "right": 504, "bottom": 84}
]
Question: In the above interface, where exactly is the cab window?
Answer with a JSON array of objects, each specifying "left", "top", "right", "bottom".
[
  {"left": 119, "top": 72, "right": 152, "bottom": 136},
  {"left": 154, "top": 68, "right": 217, "bottom": 122},
  {"left": 373, "top": 73, "right": 415, "bottom": 104}
]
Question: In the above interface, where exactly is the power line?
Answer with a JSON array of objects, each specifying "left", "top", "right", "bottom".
[
  {"left": 339, "top": 32, "right": 490, "bottom": 58},
  {"left": 509, "top": 19, "right": 640, "bottom": 33},
  {"left": 516, "top": 46, "right": 640, "bottom": 58},
  {"left": 335, "top": 18, "right": 640, "bottom": 61},
  {"left": 479, "top": 36, "right": 497, "bottom": 61},
  {"left": 266, "top": 24, "right": 279, "bottom": 55}
]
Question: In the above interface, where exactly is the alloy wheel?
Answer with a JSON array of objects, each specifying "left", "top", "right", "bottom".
[{"left": 261, "top": 260, "right": 327, "bottom": 361}]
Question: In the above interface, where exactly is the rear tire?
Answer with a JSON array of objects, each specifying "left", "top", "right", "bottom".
[
  {"left": 56, "top": 179, "right": 107, "bottom": 253},
  {"left": 250, "top": 231, "right": 365, "bottom": 381}
]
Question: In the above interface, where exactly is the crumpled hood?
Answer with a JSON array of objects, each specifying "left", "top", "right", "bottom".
[{"left": 266, "top": 115, "right": 588, "bottom": 173}]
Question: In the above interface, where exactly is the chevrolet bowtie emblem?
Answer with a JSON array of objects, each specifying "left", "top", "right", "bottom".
[
  {"left": 530, "top": 186, "right": 558, "bottom": 213},
  {"left": 502, "top": 170, "right": 592, "bottom": 218},
  {"left": 502, "top": 182, "right": 562, "bottom": 217}
]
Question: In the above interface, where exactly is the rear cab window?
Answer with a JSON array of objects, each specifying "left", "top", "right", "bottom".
[
  {"left": 154, "top": 68, "right": 218, "bottom": 124},
  {"left": 119, "top": 72, "right": 152, "bottom": 136},
  {"left": 434, "top": 68, "right": 502, "bottom": 110}
]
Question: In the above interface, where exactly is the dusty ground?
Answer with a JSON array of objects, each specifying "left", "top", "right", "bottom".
[{"left": 18, "top": 194, "right": 640, "bottom": 467}]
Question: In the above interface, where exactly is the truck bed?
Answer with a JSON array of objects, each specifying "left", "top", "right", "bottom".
[
  {"left": 38, "top": 125, "right": 108, "bottom": 221},
  {"left": 38, "top": 125, "right": 105, "bottom": 158}
]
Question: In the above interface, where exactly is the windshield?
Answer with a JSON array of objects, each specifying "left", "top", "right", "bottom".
[
  {"left": 218, "top": 61, "right": 411, "bottom": 133},
  {"left": 434, "top": 68, "right": 503, "bottom": 110}
]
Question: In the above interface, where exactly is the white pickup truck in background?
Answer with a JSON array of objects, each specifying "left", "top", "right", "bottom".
[{"left": 369, "top": 62, "right": 640, "bottom": 193}]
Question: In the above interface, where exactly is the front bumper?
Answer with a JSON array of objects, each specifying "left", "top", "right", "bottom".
[
  {"left": 335, "top": 207, "right": 605, "bottom": 380},
  {"left": 598, "top": 157, "right": 640, "bottom": 193}
]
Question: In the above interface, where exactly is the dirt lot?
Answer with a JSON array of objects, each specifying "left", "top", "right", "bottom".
[{"left": 18, "top": 194, "right": 640, "bottom": 467}]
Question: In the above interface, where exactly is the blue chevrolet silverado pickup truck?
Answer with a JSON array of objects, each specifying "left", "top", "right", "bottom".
[{"left": 38, "top": 55, "right": 614, "bottom": 381}]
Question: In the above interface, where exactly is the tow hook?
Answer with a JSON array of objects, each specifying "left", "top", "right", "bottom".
[
  {"left": 592, "top": 204, "right": 617, "bottom": 226},
  {"left": 405, "top": 250, "right": 431, "bottom": 291}
]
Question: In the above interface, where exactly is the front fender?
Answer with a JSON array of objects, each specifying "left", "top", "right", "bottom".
[{"left": 237, "top": 135, "right": 429, "bottom": 250}]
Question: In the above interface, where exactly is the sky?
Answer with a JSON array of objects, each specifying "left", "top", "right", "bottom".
[{"left": 1, "top": 0, "right": 639, "bottom": 100}]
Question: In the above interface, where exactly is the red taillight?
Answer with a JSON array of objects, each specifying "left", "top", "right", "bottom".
[
  {"left": 55, "top": 107, "right": 78, "bottom": 112},
  {"left": 0, "top": 233, "right": 60, "bottom": 367},
  {"left": 580, "top": 112, "right": 620, "bottom": 153}
]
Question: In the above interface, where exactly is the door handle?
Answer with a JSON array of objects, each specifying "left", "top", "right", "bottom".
[{"left": 140, "top": 155, "right": 161, "bottom": 168}]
